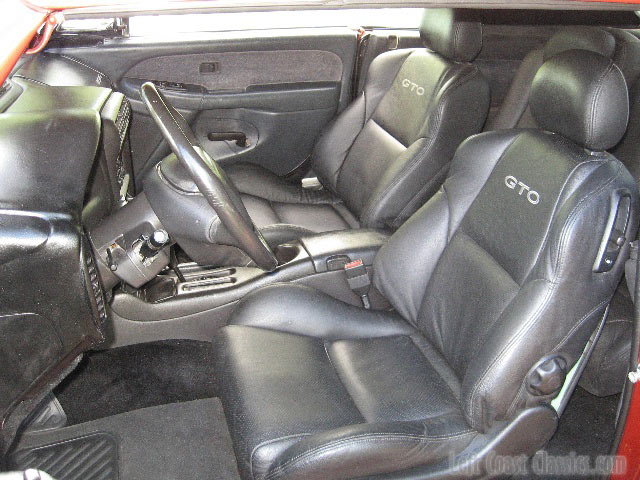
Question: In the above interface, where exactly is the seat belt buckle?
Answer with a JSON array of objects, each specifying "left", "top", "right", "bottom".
[{"left": 344, "top": 259, "right": 371, "bottom": 309}]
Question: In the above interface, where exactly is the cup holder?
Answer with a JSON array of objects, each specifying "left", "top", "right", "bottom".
[{"left": 274, "top": 244, "right": 301, "bottom": 265}]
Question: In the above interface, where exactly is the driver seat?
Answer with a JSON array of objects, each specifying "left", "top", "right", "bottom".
[
  {"left": 224, "top": 9, "right": 490, "bottom": 245},
  {"left": 213, "top": 51, "right": 638, "bottom": 479}
]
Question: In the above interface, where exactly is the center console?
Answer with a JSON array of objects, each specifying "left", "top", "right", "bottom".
[{"left": 104, "top": 229, "right": 390, "bottom": 347}]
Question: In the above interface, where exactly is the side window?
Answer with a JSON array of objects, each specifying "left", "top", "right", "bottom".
[{"left": 127, "top": 9, "right": 422, "bottom": 36}]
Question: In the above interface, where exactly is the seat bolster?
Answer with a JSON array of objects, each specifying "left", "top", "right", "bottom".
[
  {"left": 229, "top": 283, "right": 414, "bottom": 340},
  {"left": 361, "top": 64, "right": 490, "bottom": 228},
  {"left": 263, "top": 418, "right": 476, "bottom": 480},
  {"left": 313, "top": 49, "right": 414, "bottom": 191},
  {"left": 224, "top": 162, "right": 338, "bottom": 205}
]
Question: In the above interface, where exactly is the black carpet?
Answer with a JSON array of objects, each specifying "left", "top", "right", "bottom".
[
  {"left": 516, "top": 386, "right": 620, "bottom": 479},
  {"left": 11, "top": 399, "right": 240, "bottom": 480},
  {"left": 55, "top": 340, "right": 216, "bottom": 425}
]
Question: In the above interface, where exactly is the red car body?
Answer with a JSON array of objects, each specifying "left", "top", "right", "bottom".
[{"left": 4, "top": 1, "right": 640, "bottom": 478}]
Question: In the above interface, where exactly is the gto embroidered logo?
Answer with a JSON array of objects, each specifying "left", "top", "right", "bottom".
[
  {"left": 504, "top": 175, "right": 540, "bottom": 205},
  {"left": 401, "top": 78, "right": 425, "bottom": 96}
]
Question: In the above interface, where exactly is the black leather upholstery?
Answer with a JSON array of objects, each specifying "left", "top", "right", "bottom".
[
  {"left": 580, "top": 282, "right": 635, "bottom": 397},
  {"left": 543, "top": 26, "right": 616, "bottom": 61},
  {"left": 224, "top": 8, "right": 489, "bottom": 244},
  {"left": 530, "top": 51, "right": 628, "bottom": 152},
  {"left": 486, "top": 26, "right": 640, "bottom": 133},
  {"left": 486, "top": 26, "right": 640, "bottom": 397},
  {"left": 419, "top": 8, "right": 483, "bottom": 62},
  {"left": 214, "top": 51, "right": 638, "bottom": 479}
]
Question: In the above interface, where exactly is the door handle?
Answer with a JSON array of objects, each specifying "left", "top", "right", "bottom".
[
  {"left": 153, "top": 80, "right": 187, "bottom": 92},
  {"left": 207, "top": 131, "right": 249, "bottom": 147}
]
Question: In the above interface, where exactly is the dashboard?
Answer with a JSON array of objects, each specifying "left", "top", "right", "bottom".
[{"left": 0, "top": 54, "right": 131, "bottom": 450}]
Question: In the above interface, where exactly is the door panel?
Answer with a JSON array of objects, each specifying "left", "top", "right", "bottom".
[
  {"left": 123, "top": 50, "right": 344, "bottom": 91},
  {"left": 49, "top": 28, "right": 357, "bottom": 185}
]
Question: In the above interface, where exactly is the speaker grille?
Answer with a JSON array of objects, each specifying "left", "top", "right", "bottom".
[{"left": 82, "top": 236, "right": 107, "bottom": 332}]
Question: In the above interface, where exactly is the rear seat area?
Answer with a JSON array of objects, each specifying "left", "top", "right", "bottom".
[{"left": 486, "top": 25, "right": 640, "bottom": 397}]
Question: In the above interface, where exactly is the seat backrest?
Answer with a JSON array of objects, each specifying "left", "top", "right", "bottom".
[
  {"left": 312, "top": 8, "right": 490, "bottom": 230},
  {"left": 487, "top": 26, "right": 640, "bottom": 140},
  {"left": 373, "top": 50, "right": 638, "bottom": 432}
]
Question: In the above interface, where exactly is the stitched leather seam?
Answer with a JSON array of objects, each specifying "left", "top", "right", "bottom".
[
  {"left": 250, "top": 433, "right": 313, "bottom": 480},
  {"left": 551, "top": 299, "right": 610, "bottom": 353},
  {"left": 469, "top": 160, "right": 622, "bottom": 427},
  {"left": 525, "top": 156, "right": 604, "bottom": 286},
  {"left": 505, "top": 297, "right": 610, "bottom": 417},
  {"left": 409, "top": 334, "right": 461, "bottom": 401},
  {"left": 364, "top": 50, "right": 414, "bottom": 122},
  {"left": 13, "top": 75, "right": 48, "bottom": 86},
  {"left": 59, "top": 54, "right": 110, "bottom": 80},
  {"left": 336, "top": 49, "right": 421, "bottom": 202},
  {"left": 265, "top": 199, "right": 283, "bottom": 224},
  {"left": 468, "top": 280, "right": 554, "bottom": 429},
  {"left": 604, "top": 318, "right": 634, "bottom": 325},
  {"left": 323, "top": 341, "right": 335, "bottom": 369},
  {"left": 469, "top": 155, "right": 611, "bottom": 411},
  {"left": 360, "top": 134, "right": 434, "bottom": 226},
  {"left": 587, "top": 62, "right": 615, "bottom": 148},
  {"left": 260, "top": 224, "right": 314, "bottom": 234},
  {"left": 453, "top": 21, "right": 461, "bottom": 60},
  {"left": 265, "top": 430, "right": 476, "bottom": 480},
  {"left": 392, "top": 160, "right": 451, "bottom": 228},
  {"left": 552, "top": 161, "right": 621, "bottom": 270}
]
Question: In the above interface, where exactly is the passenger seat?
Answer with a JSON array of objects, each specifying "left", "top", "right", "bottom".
[
  {"left": 487, "top": 25, "right": 640, "bottom": 397},
  {"left": 223, "top": 9, "right": 490, "bottom": 245}
]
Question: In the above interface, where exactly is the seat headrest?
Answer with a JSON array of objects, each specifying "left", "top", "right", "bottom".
[
  {"left": 530, "top": 50, "right": 628, "bottom": 152},
  {"left": 419, "top": 8, "right": 482, "bottom": 62},
  {"left": 543, "top": 26, "right": 616, "bottom": 61}
]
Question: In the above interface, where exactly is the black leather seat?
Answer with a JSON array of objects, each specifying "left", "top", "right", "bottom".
[
  {"left": 214, "top": 51, "right": 638, "bottom": 479},
  {"left": 485, "top": 25, "right": 640, "bottom": 397},
  {"left": 224, "top": 9, "right": 490, "bottom": 245}
]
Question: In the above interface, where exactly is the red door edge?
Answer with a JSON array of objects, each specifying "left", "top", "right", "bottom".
[
  {"left": 0, "top": 0, "right": 51, "bottom": 85},
  {"left": 612, "top": 365, "right": 640, "bottom": 479}
]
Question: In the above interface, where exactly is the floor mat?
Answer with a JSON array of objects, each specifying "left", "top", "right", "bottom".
[
  {"left": 10, "top": 433, "right": 118, "bottom": 480},
  {"left": 517, "top": 386, "right": 620, "bottom": 479},
  {"left": 10, "top": 399, "right": 240, "bottom": 480},
  {"left": 54, "top": 340, "right": 216, "bottom": 425}
]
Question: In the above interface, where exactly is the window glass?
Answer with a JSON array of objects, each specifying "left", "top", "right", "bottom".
[
  {"left": 59, "top": 18, "right": 117, "bottom": 32},
  {"left": 128, "top": 8, "right": 422, "bottom": 36}
]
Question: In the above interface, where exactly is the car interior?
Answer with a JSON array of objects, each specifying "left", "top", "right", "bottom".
[{"left": 2, "top": 5, "right": 640, "bottom": 479}]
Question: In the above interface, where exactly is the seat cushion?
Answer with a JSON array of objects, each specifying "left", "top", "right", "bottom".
[
  {"left": 214, "top": 284, "right": 476, "bottom": 480},
  {"left": 224, "top": 162, "right": 359, "bottom": 245}
]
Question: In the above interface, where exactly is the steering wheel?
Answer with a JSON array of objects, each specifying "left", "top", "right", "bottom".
[{"left": 140, "top": 82, "right": 278, "bottom": 271}]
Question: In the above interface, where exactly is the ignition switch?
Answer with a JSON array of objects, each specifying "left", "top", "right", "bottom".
[{"left": 139, "top": 229, "right": 170, "bottom": 260}]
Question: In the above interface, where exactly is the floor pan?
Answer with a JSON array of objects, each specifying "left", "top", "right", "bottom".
[{"left": 9, "top": 398, "right": 240, "bottom": 480}]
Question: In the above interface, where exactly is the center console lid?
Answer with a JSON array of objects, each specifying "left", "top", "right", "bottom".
[{"left": 299, "top": 229, "right": 390, "bottom": 273}]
